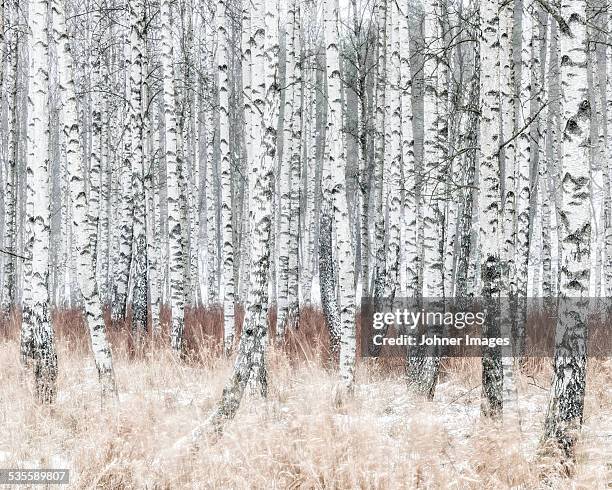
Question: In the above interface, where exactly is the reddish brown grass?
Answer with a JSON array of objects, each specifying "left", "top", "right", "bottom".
[{"left": 0, "top": 305, "right": 610, "bottom": 488}]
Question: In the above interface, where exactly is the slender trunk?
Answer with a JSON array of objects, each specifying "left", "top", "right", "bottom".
[
  {"left": 129, "top": 0, "right": 148, "bottom": 338},
  {"left": 277, "top": 0, "right": 296, "bottom": 338},
  {"left": 112, "top": 14, "right": 134, "bottom": 322},
  {"left": 53, "top": 0, "right": 117, "bottom": 397},
  {"left": 542, "top": 0, "right": 591, "bottom": 460},
  {"left": 1, "top": 17, "right": 18, "bottom": 314},
  {"left": 479, "top": 0, "right": 503, "bottom": 418},
  {"left": 23, "top": 0, "right": 58, "bottom": 402},
  {"left": 605, "top": 11, "right": 612, "bottom": 296},
  {"left": 207, "top": 0, "right": 278, "bottom": 429},
  {"left": 324, "top": 0, "right": 356, "bottom": 391},
  {"left": 161, "top": 0, "right": 186, "bottom": 350},
  {"left": 217, "top": 0, "right": 235, "bottom": 352},
  {"left": 406, "top": 0, "right": 444, "bottom": 399}
]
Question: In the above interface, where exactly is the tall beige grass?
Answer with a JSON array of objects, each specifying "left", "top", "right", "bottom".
[{"left": 0, "top": 307, "right": 610, "bottom": 489}]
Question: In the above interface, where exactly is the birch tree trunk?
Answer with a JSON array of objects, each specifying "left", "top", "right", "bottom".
[
  {"left": 479, "top": 0, "right": 503, "bottom": 418},
  {"left": 421, "top": 0, "right": 444, "bottom": 299},
  {"left": 399, "top": 3, "right": 417, "bottom": 298},
  {"left": 499, "top": 0, "right": 518, "bottom": 417},
  {"left": 455, "top": 25, "right": 480, "bottom": 299},
  {"left": 605, "top": 11, "right": 612, "bottom": 297},
  {"left": 52, "top": 0, "right": 116, "bottom": 397},
  {"left": 277, "top": 0, "right": 296, "bottom": 339},
  {"left": 206, "top": 0, "right": 278, "bottom": 430},
  {"left": 23, "top": 0, "right": 58, "bottom": 402},
  {"left": 405, "top": 0, "right": 443, "bottom": 399},
  {"left": 301, "top": 31, "right": 317, "bottom": 306},
  {"left": 319, "top": 8, "right": 341, "bottom": 354},
  {"left": 217, "top": 0, "right": 235, "bottom": 352},
  {"left": 543, "top": 0, "right": 591, "bottom": 459},
  {"left": 112, "top": 13, "right": 134, "bottom": 322},
  {"left": 239, "top": 0, "right": 253, "bottom": 305},
  {"left": 384, "top": 0, "right": 401, "bottom": 300},
  {"left": 324, "top": 0, "right": 356, "bottom": 391},
  {"left": 204, "top": 12, "right": 219, "bottom": 305},
  {"left": 161, "top": 0, "right": 186, "bottom": 351},
  {"left": 287, "top": 1, "right": 302, "bottom": 335},
  {"left": 372, "top": 0, "right": 387, "bottom": 301},
  {"left": 319, "top": 199, "right": 341, "bottom": 353},
  {"left": 129, "top": 0, "right": 148, "bottom": 338},
  {"left": 1, "top": 14, "right": 18, "bottom": 314}
]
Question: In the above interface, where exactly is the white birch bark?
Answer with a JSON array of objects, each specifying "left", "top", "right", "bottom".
[
  {"left": 98, "top": 59, "right": 112, "bottom": 306},
  {"left": 456, "top": 22, "right": 480, "bottom": 299},
  {"left": 498, "top": 0, "right": 519, "bottom": 419},
  {"left": 319, "top": 14, "right": 341, "bottom": 352},
  {"left": 301, "top": 59, "right": 317, "bottom": 305},
  {"left": 515, "top": 0, "right": 533, "bottom": 359},
  {"left": 112, "top": 13, "right": 134, "bottom": 322},
  {"left": 479, "top": 0, "right": 503, "bottom": 418},
  {"left": 238, "top": 0, "right": 253, "bottom": 304},
  {"left": 161, "top": 0, "right": 186, "bottom": 350},
  {"left": 543, "top": 0, "right": 591, "bottom": 458},
  {"left": 405, "top": 0, "right": 443, "bottom": 399},
  {"left": 384, "top": 0, "right": 401, "bottom": 300},
  {"left": 1, "top": 12, "right": 18, "bottom": 313},
  {"left": 204, "top": 0, "right": 278, "bottom": 430},
  {"left": 129, "top": 0, "right": 148, "bottom": 337},
  {"left": 287, "top": 2, "right": 301, "bottom": 332},
  {"left": 217, "top": 0, "right": 235, "bottom": 352},
  {"left": 587, "top": 30, "right": 604, "bottom": 297},
  {"left": 149, "top": 104, "right": 163, "bottom": 332},
  {"left": 23, "top": 0, "right": 58, "bottom": 402},
  {"left": 324, "top": 0, "right": 356, "bottom": 390},
  {"left": 372, "top": 0, "right": 387, "bottom": 300},
  {"left": 605, "top": 11, "right": 612, "bottom": 296},
  {"left": 52, "top": 0, "right": 116, "bottom": 397},
  {"left": 421, "top": 0, "right": 444, "bottom": 298},
  {"left": 277, "top": 0, "right": 301, "bottom": 340},
  {"left": 276, "top": 0, "right": 296, "bottom": 337},
  {"left": 204, "top": 13, "right": 219, "bottom": 305},
  {"left": 541, "top": 19, "right": 554, "bottom": 300}
]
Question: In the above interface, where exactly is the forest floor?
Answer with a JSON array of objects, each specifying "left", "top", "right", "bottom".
[{"left": 0, "top": 308, "right": 611, "bottom": 489}]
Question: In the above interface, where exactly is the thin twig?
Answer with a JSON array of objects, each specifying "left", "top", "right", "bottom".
[{"left": 0, "top": 248, "right": 29, "bottom": 261}]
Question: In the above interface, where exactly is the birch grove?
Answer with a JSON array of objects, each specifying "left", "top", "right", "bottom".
[{"left": 1, "top": 0, "right": 610, "bottom": 470}]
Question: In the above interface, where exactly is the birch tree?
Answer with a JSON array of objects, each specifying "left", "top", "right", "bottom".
[
  {"left": 23, "top": 0, "right": 58, "bottom": 402},
  {"left": 543, "top": 0, "right": 591, "bottom": 458},
  {"left": 405, "top": 0, "right": 444, "bottom": 399},
  {"left": 384, "top": 0, "right": 401, "bottom": 301},
  {"left": 217, "top": 0, "right": 235, "bottom": 352},
  {"left": 277, "top": 0, "right": 297, "bottom": 338},
  {"left": 286, "top": 4, "right": 302, "bottom": 331},
  {"left": 112, "top": 8, "right": 134, "bottom": 322},
  {"left": 204, "top": 0, "right": 279, "bottom": 430},
  {"left": 52, "top": 0, "right": 116, "bottom": 397},
  {"left": 129, "top": 0, "right": 148, "bottom": 337},
  {"left": 372, "top": 0, "right": 387, "bottom": 301},
  {"left": 499, "top": 0, "right": 518, "bottom": 417},
  {"left": 1, "top": 7, "right": 18, "bottom": 315},
  {"left": 161, "top": 0, "right": 186, "bottom": 351},
  {"left": 605, "top": 9, "right": 612, "bottom": 297},
  {"left": 515, "top": 0, "right": 533, "bottom": 355},
  {"left": 324, "top": 0, "right": 356, "bottom": 390},
  {"left": 478, "top": 0, "right": 503, "bottom": 418},
  {"left": 399, "top": 0, "right": 417, "bottom": 298},
  {"left": 277, "top": 0, "right": 301, "bottom": 341}
]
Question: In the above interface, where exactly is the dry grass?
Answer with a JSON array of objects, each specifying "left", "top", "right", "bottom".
[{"left": 0, "top": 307, "right": 611, "bottom": 489}]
